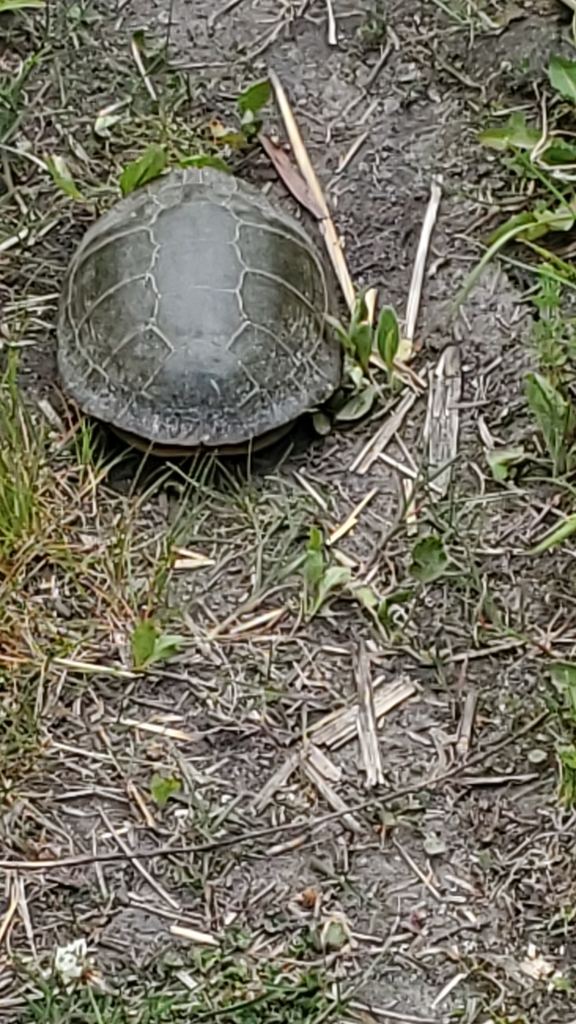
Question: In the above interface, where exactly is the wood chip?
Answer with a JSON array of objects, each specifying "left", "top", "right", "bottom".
[
  {"left": 350, "top": 391, "right": 417, "bottom": 475},
  {"left": 130, "top": 34, "right": 157, "bottom": 102},
  {"left": 301, "top": 758, "right": 362, "bottom": 834},
  {"left": 303, "top": 743, "right": 342, "bottom": 783},
  {"left": 404, "top": 178, "right": 443, "bottom": 354},
  {"left": 251, "top": 750, "right": 300, "bottom": 812},
  {"left": 266, "top": 834, "right": 309, "bottom": 856},
  {"left": 227, "top": 607, "right": 285, "bottom": 635},
  {"left": 354, "top": 646, "right": 384, "bottom": 787},
  {"left": 424, "top": 344, "right": 462, "bottom": 498},
  {"left": 52, "top": 658, "right": 136, "bottom": 679},
  {"left": 126, "top": 781, "right": 156, "bottom": 828},
  {"left": 309, "top": 676, "right": 418, "bottom": 749},
  {"left": 120, "top": 718, "right": 198, "bottom": 742},
  {"left": 328, "top": 488, "right": 377, "bottom": 545},
  {"left": 0, "top": 882, "right": 18, "bottom": 947},
  {"left": 172, "top": 547, "right": 215, "bottom": 571},
  {"left": 325, "top": 0, "right": 337, "bottom": 44},
  {"left": 403, "top": 477, "right": 418, "bottom": 535},
  {"left": 455, "top": 689, "right": 477, "bottom": 757},
  {"left": 170, "top": 925, "right": 219, "bottom": 946}
]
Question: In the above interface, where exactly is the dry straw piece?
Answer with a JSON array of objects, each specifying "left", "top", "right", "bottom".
[{"left": 268, "top": 69, "right": 356, "bottom": 311}]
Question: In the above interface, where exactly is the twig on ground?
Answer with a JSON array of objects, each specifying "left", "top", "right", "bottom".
[
  {"left": 269, "top": 69, "right": 356, "bottom": 309},
  {"left": 130, "top": 35, "right": 157, "bottom": 102},
  {"left": 404, "top": 178, "right": 443, "bottom": 357},
  {"left": 355, "top": 645, "right": 384, "bottom": 787},
  {"left": 423, "top": 344, "right": 462, "bottom": 498},
  {"left": 351, "top": 392, "right": 418, "bottom": 474},
  {"left": 300, "top": 754, "right": 362, "bottom": 833},
  {"left": 99, "top": 809, "right": 180, "bottom": 911},
  {"left": 309, "top": 676, "right": 418, "bottom": 748},
  {"left": 325, "top": 0, "right": 337, "bottom": 45},
  {"left": 455, "top": 689, "right": 477, "bottom": 757}
]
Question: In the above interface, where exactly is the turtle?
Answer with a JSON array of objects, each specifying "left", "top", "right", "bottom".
[{"left": 57, "top": 166, "right": 342, "bottom": 455}]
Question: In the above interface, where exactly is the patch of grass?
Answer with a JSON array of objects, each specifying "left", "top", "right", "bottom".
[
  {"left": 18, "top": 940, "right": 341, "bottom": 1024},
  {"left": 0, "top": 369, "right": 206, "bottom": 795},
  {"left": 466, "top": 42, "right": 576, "bottom": 484}
]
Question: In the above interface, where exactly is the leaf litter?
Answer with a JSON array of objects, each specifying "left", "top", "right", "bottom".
[{"left": 1, "top": 1, "right": 576, "bottom": 1023}]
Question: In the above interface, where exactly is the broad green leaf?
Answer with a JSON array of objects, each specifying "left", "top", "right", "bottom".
[
  {"left": 347, "top": 362, "right": 365, "bottom": 390},
  {"left": 551, "top": 661, "right": 576, "bottom": 718},
  {"left": 531, "top": 203, "right": 576, "bottom": 235},
  {"left": 150, "top": 774, "right": 181, "bottom": 807},
  {"left": 319, "top": 918, "right": 349, "bottom": 951},
  {"left": 180, "top": 154, "right": 230, "bottom": 173},
  {"left": 525, "top": 371, "right": 573, "bottom": 473},
  {"left": 151, "top": 634, "right": 184, "bottom": 663},
  {"left": 558, "top": 745, "right": 576, "bottom": 807},
  {"left": 325, "top": 313, "right": 353, "bottom": 353},
  {"left": 542, "top": 138, "right": 576, "bottom": 165},
  {"left": 354, "top": 586, "right": 378, "bottom": 610},
  {"left": 410, "top": 535, "right": 448, "bottom": 583},
  {"left": 375, "top": 306, "right": 400, "bottom": 372},
  {"left": 131, "top": 620, "right": 183, "bottom": 669},
  {"left": 120, "top": 144, "right": 167, "bottom": 196},
  {"left": 529, "top": 513, "right": 576, "bottom": 554},
  {"left": 312, "top": 566, "right": 351, "bottom": 615},
  {"left": 307, "top": 526, "right": 323, "bottom": 552},
  {"left": 377, "top": 588, "right": 412, "bottom": 620},
  {"left": 0, "top": 0, "right": 44, "bottom": 9},
  {"left": 478, "top": 113, "right": 540, "bottom": 152},
  {"left": 304, "top": 548, "right": 325, "bottom": 592},
  {"left": 454, "top": 205, "right": 575, "bottom": 312},
  {"left": 131, "top": 619, "right": 157, "bottom": 669},
  {"left": 549, "top": 54, "right": 576, "bottom": 103},
  {"left": 237, "top": 79, "right": 271, "bottom": 116},
  {"left": 304, "top": 528, "right": 325, "bottom": 593},
  {"left": 45, "top": 155, "right": 84, "bottom": 201},
  {"left": 350, "top": 291, "right": 369, "bottom": 332},
  {"left": 334, "top": 386, "right": 377, "bottom": 422},
  {"left": 486, "top": 446, "right": 525, "bottom": 482},
  {"left": 350, "top": 322, "right": 373, "bottom": 370},
  {"left": 487, "top": 205, "right": 575, "bottom": 248},
  {"left": 312, "top": 411, "right": 332, "bottom": 436},
  {"left": 486, "top": 210, "right": 540, "bottom": 247}
]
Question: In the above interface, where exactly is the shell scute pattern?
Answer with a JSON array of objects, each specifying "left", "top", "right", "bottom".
[{"left": 57, "top": 167, "right": 341, "bottom": 448}]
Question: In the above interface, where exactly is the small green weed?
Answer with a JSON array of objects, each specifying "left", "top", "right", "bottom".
[
  {"left": 328, "top": 294, "right": 402, "bottom": 425},
  {"left": 355, "top": 1, "right": 387, "bottom": 50},
  {"left": 0, "top": 51, "right": 41, "bottom": 141},
  {"left": 150, "top": 773, "right": 181, "bottom": 806},
  {"left": 115, "top": 77, "right": 270, "bottom": 197},
  {"left": 460, "top": 45, "right": 576, "bottom": 312},
  {"left": 302, "top": 527, "right": 351, "bottom": 618},
  {"left": 130, "top": 618, "right": 184, "bottom": 670}
]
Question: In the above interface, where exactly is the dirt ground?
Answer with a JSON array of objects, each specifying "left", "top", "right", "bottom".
[{"left": 2, "top": 0, "right": 576, "bottom": 1022}]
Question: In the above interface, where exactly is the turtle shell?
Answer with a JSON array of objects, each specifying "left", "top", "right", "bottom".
[{"left": 57, "top": 166, "right": 342, "bottom": 449}]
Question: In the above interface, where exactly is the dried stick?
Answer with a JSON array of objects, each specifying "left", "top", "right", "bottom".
[{"left": 268, "top": 69, "right": 356, "bottom": 310}]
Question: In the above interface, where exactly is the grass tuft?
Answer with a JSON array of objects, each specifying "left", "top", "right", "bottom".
[{"left": 0, "top": 353, "right": 48, "bottom": 567}]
